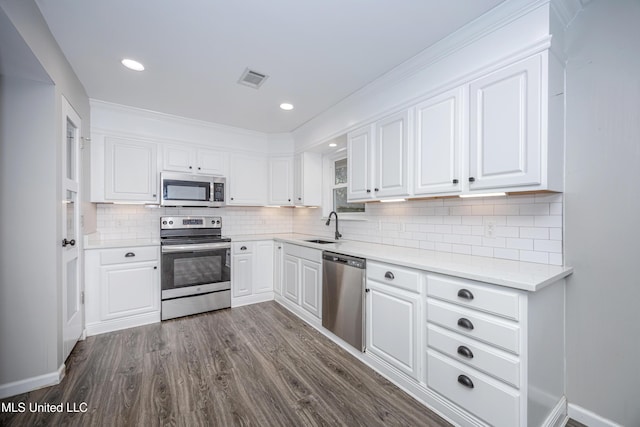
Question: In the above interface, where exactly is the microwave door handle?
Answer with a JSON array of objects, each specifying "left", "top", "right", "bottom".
[{"left": 162, "top": 243, "right": 231, "bottom": 253}]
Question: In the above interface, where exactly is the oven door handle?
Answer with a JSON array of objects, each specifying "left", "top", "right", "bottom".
[{"left": 161, "top": 242, "right": 231, "bottom": 253}]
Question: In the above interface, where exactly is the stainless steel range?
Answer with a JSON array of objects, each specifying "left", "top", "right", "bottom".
[{"left": 160, "top": 216, "right": 231, "bottom": 320}]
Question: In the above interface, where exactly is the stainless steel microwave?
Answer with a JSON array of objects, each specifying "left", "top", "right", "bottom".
[{"left": 160, "top": 172, "right": 225, "bottom": 207}]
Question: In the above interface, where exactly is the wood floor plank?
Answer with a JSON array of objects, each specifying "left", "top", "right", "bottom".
[{"left": 1, "top": 301, "right": 455, "bottom": 426}]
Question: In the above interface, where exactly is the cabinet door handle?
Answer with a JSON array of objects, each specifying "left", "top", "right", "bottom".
[
  {"left": 152, "top": 194, "right": 157, "bottom": 198},
  {"left": 288, "top": 199, "right": 291, "bottom": 202},
  {"left": 198, "top": 167, "right": 201, "bottom": 170},
  {"left": 230, "top": 197, "right": 234, "bottom": 200},
  {"left": 452, "top": 179, "right": 459, "bottom": 184},
  {"left": 374, "top": 188, "right": 379, "bottom": 192},
  {"left": 125, "top": 252, "right": 136, "bottom": 258},
  {"left": 384, "top": 271, "right": 394, "bottom": 280},
  {"left": 457, "top": 375, "right": 474, "bottom": 389},
  {"left": 468, "top": 177, "right": 475, "bottom": 182},
  {"left": 457, "top": 289, "right": 474, "bottom": 300},
  {"left": 153, "top": 266, "right": 158, "bottom": 270},
  {"left": 365, "top": 288, "right": 370, "bottom": 293},
  {"left": 457, "top": 346, "right": 474, "bottom": 359},
  {"left": 366, "top": 189, "right": 371, "bottom": 193},
  {"left": 189, "top": 166, "right": 193, "bottom": 169},
  {"left": 240, "top": 246, "right": 247, "bottom": 251},
  {"left": 457, "top": 318, "right": 474, "bottom": 330}
]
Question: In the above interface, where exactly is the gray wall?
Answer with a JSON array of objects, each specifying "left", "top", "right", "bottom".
[
  {"left": 564, "top": 0, "right": 640, "bottom": 425},
  {"left": 0, "top": 0, "right": 89, "bottom": 391}
]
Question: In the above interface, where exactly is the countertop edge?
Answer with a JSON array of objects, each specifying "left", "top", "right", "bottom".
[{"left": 230, "top": 233, "right": 573, "bottom": 292}]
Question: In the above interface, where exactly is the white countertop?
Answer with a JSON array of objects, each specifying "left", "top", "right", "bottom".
[
  {"left": 231, "top": 233, "right": 573, "bottom": 292},
  {"left": 84, "top": 236, "right": 160, "bottom": 250}
]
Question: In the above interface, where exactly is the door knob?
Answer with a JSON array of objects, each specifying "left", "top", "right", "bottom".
[{"left": 62, "top": 238, "right": 76, "bottom": 247}]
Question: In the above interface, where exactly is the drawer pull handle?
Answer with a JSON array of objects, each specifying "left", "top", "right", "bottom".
[
  {"left": 384, "top": 271, "right": 395, "bottom": 280},
  {"left": 240, "top": 246, "right": 247, "bottom": 251},
  {"left": 457, "top": 289, "right": 474, "bottom": 300},
  {"left": 457, "top": 374, "right": 474, "bottom": 389},
  {"left": 457, "top": 318, "right": 474, "bottom": 330},
  {"left": 457, "top": 346, "right": 474, "bottom": 359},
  {"left": 125, "top": 252, "right": 136, "bottom": 258}
]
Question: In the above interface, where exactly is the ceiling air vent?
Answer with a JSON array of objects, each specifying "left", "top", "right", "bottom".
[{"left": 237, "top": 68, "right": 269, "bottom": 89}]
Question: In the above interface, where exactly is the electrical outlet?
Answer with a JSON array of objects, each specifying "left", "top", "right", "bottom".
[{"left": 484, "top": 220, "right": 496, "bottom": 238}]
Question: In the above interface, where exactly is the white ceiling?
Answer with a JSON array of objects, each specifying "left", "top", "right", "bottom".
[{"left": 36, "top": 0, "right": 505, "bottom": 134}]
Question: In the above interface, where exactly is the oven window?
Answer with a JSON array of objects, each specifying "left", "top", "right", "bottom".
[
  {"left": 174, "top": 256, "right": 221, "bottom": 287},
  {"left": 162, "top": 249, "right": 230, "bottom": 290}
]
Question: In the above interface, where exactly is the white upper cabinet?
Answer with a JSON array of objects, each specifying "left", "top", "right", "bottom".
[
  {"left": 228, "top": 153, "right": 268, "bottom": 206},
  {"left": 374, "top": 110, "right": 411, "bottom": 198},
  {"left": 414, "top": 87, "right": 463, "bottom": 196},
  {"left": 294, "top": 152, "right": 322, "bottom": 206},
  {"left": 268, "top": 156, "right": 294, "bottom": 206},
  {"left": 348, "top": 111, "right": 410, "bottom": 202},
  {"left": 347, "top": 125, "right": 374, "bottom": 201},
  {"left": 468, "top": 54, "right": 545, "bottom": 191},
  {"left": 104, "top": 137, "right": 158, "bottom": 202},
  {"left": 163, "top": 144, "right": 228, "bottom": 176}
]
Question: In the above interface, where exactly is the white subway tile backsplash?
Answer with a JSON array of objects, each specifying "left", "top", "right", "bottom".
[{"left": 95, "top": 194, "right": 563, "bottom": 266}]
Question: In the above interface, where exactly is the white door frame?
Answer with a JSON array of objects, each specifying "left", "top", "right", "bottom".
[{"left": 61, "top": 96, "right": 83, "bottom": 361}]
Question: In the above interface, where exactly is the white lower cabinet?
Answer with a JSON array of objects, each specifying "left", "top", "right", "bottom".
[
  {"left": 425, "top": 273, "right": 565, "bottom": 427},
  {"left": 231, "top": 240, "right": 274, "bottom": 307},
  {"left": 278, "top": 243, "right": 322, "bottom": 322},
  {"left": 84, "top": 246, "right": 160, "bottom": 335},
  {"left": 366, "top": 261, "right": 422, "bottom": 381}
]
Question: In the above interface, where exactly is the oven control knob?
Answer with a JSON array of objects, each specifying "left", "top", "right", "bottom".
[
  {"left": 216, "top": 220, "right": 220, "bottom": 224},
  {"left": 169, "top": 221, "right": 173, "bottom": 225},
  {"left": 162, "top": 221, "right": 167, "bottom": 225}
]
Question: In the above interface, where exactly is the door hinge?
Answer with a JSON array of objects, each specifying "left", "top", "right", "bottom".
[{"left": 81, "top": 291, "right": 85, "bottom": 304}]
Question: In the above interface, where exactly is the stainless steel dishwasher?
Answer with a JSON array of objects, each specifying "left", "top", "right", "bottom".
[{"left": 322, "top": 251, "right": 366, "bottom": 352}]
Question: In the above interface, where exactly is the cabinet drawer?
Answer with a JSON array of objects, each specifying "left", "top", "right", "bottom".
[
  {"left": 427, "top": 274, "right": 520, "bottom": 320},
  {"left": 100, "top": 246, "right": 158, "bottom": 265},
  {"left": 233, "top": 242, "right": 254, "bottom": 255},
  {"left": 427, "top": 324, "right": 520, "bottom": 388},
  {"left": 427, "top": 350, "right": 519, "bottom": 427},
  {"left": 367, "top": 261, "right": 421, "bottom": 293},
  {"left": 427, "top": 299, "right": 520, "bottom": 355},
  {"left": 284, "top": 243, "right": 322, "bottom": 263}
]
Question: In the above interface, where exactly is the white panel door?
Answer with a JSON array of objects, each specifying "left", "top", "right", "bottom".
[
  {"left": 269, "top": 156, "right": 294, "bottom": 205},
  {"left": 232, "top": 254, "right": 253, "bottom": 298},
  {"left": 414, "top": 87, "right": 463, "bottom": 195},
  {"left": 273, "top": 242, "right": 283, "bottom": 295},
  {"left": 100, "top": 262, "right": 159, "bottom": 320},
  {"left": 366, "top": 280, "right": 420, "bottom": 380},
  {"left": 163, "top": 145, "right": 194, "bottom": 172},
  {"left": 283, "top": 255, "right": 299, "bottom": 304},
  {"left": 375, "top": 110, "right": 410, "bottom": 198},
  {"left": 197, "top": 149, "right": 228, "bottom": 175},
  {"left": 347, "top": 125, "right": 374, "bottom": 201},
  {"left": 61, "top": 97, "right": 83, "bottom": 361},
  {"left": 300, "top": 259, "right": 321, "bottom": 318},
  {"left": 469, "top": 55, "right": 542, "bottom": 190},
  {"left": 105, "top": 137, "right": 158, "bottom": 201},
  {"left": 254, "top": 241, "right": 274, "bottom": 293},
  {"left": 228, "top": 153, "right": 268, "bottom": 205}
]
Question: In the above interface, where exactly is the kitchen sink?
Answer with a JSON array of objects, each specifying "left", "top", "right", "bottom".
[{"left": 304, "top": 239, "right": 335, "bottom": 244}]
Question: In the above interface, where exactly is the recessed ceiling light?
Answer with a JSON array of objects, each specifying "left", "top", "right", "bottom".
[
  {"left": 329, "top": 143, "right": 337, "bottom": 147},
  {"left": 121, "top": 58, "right": 145, "bottom": 71},
  {"left": 280, "top": 103, "right": 294, "bottom": 111}
]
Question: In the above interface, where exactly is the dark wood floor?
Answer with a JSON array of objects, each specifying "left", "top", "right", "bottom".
[{"left": 1, "top": 301, "right": 451, "bottom": 426}]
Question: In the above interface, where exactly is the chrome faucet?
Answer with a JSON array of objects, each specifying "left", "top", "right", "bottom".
[{"left": 326, "top": 211, "right": 342, "bottom": 240}]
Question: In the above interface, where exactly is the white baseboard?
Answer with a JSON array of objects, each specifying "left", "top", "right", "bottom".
[
  {"left": 568, "top": 403, "right": 623, "bottom": 427},
  {"left": 0, "top": 364, "right": 65, "bottom": 399},
  {"left": 544, "top": 396, "right": 567, "bottom": 427},
  {"left": 86, "top": 311, "right": 160, "bottom": 336},
  {"left": 231, "top": 292, "right": 274, "bottom": 308}
]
